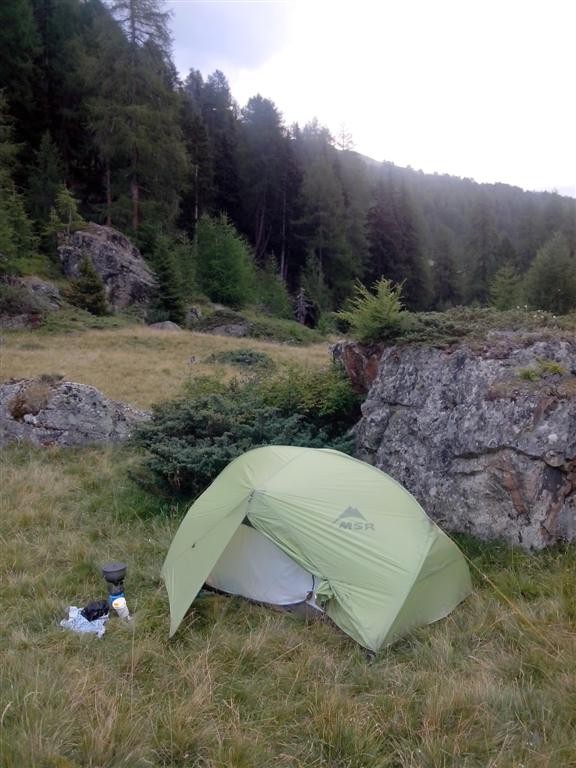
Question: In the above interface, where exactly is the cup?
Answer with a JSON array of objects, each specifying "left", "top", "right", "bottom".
[{"left": 112, "top": 596, "right": 131, "bottom": 620}]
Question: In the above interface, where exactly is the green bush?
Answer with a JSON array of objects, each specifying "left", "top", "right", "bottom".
[
  {"left": 336, "top": 278, "right": 406, "bottom": 343},
  {"left": 132, "top": 371, "right": 358, "bottom": 498},
  {"left": 258, "top": 366, "right": 360, "bottom": 433}
]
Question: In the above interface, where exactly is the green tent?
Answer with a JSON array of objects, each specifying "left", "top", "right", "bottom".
[{"left": 162, "top": 446, "right": 472, "bottom": 651}]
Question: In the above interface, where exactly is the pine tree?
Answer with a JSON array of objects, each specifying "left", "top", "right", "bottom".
[
  {"left": 431, "top": 226, "right": 462, "bottom": 309},
  {"left": 489, "top": 264, "right": 522, "bottom": 310},
  {"left": 46, "top": 184, "right": 84, "bottom": 237},
  {"left": 196, "top": 214, "right": 254, "bottom": 308},
  {"left": 150, "top": 236, "right": 185, "bottom": 324},
  {"left": 201, "top": 71, "right": 241, "bottom": 222},
  {"left": 523, "top": 233, "right": 576, "bottom": 314},
  {"left": 179, "top": 70, "right": 214, "bottom": 236},
  {"left": 0, "top": 0, "right": 40, "bottom": 147},
  {"left": 365, "top": 165, "right": 431, "bottom": 310},
  {"left": 94, "top": 0, "right": 187, "bottom": 231},
  {"left": 465, "top": 200, "right": 498, "bottom": 304},
  {"left": 66, "top": 256, "right": 108, "bottom": 315},
  {"left": 295, "top": 149, "right": 354, "bottom": 307},
  {"left": 27, "top": 131, "right": 63, "bottom": 224},
  {"left": 0, "top": 92, "right": 38, "bottom": 274},
  {"left": 336, "top": 149, "right": 369, "bottom": 278},
  {"left": 238, "top": 95, "right": 286, "bottom": 263}
]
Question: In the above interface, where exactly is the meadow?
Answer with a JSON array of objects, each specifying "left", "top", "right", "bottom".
[
  {"left": 1, "top": 326, "right": 575, "bottom": 767},
  {"left": 1, "top": 325, "right": 330, "bottom": 409}
]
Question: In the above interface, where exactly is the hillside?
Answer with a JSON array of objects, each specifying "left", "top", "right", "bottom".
[{"left": 1, "top": 0, "right": 575, "bottom": 325}]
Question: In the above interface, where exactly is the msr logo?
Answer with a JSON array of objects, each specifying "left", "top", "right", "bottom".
[{"left": 333, "top": 507, "right": 375, "bottom": 531}]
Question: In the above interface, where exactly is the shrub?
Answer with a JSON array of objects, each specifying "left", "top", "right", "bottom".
[
  {"left": 336, "top": 278, "right": 406, "bottom": 343},
  {"left": 257, "top": 366, "right": 360, "bottom": 433},
  {"left": 132, "top": 371, "right": 358, "bottom": 498}
]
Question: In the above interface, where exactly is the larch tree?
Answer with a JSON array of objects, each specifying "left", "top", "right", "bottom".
[
  {"left": 523, "top": 233, "right": 576, "bottom": 314},
  {"left": 100, "top": 0, "right": 187, "bottom": 231},
  {"left": 239, "top": 95, "right": 287, "bottom": 263}
]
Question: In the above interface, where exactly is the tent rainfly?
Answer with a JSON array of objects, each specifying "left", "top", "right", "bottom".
[{"left": 161, "top": 446, "right": 472, "bottom": 651}]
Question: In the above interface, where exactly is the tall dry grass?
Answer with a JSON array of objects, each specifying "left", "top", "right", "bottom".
[
  {"left": 1, "top": 445, "right": 575, "bottom": 767},
  {"left": 1, "top": 326, "right": 331, "bottom": 408}
]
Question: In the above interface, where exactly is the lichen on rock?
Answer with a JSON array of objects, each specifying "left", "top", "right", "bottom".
[
  {"left": 340, "top": 335, "right": 576, "bottom": 549},
  {"left": 0, "top": 378, "right": 149, "bottom": 448},
  {"left": 58, "top": 223, "right": 157, "bottom": 311}
]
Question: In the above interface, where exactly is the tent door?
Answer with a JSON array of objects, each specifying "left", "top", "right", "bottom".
[{"left": 206, "top": 523, "right": 315, "bottom": 606}]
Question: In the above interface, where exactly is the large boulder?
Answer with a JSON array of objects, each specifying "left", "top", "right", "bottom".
[
  {"left": 348, "top": 334, "right": 576, "bottom": 549},
  {"left": 0, "top": 377, "right": 149, "bottom": 448},
  {"left": 58, "top": 224, "right": 156, "bottom": 311},
  {"left": 19, "top": 276, "right": 61, "bottom": 310}
]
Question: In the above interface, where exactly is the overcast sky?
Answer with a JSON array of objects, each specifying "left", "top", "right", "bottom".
[{"left": 168, "top": 0, "right": 576, "bottom": 197}]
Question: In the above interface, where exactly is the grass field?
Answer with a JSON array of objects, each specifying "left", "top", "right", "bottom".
[
  {"left": 1, "top": 327, "right": 575, "bottom": 767},
  {"left": 0, "top": 326, "right": 331, "bottom": 408}
]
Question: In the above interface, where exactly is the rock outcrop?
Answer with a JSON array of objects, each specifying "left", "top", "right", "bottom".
[
  {"left": 58, "top": 224, "right": 156, "bottom": 311},
  {"left": 342, "top": 335, "right": 576, "bottom": 549},
  {"left": 0, "top": 276, "right": 61, "bottom": 329},
  {"left": 0, "top": 378, "right": 149, "bottom": 448},
  {"left": 331, "top": 341, "right": 384, "bottom": 393},
  {"left": 19, "top": 276, "right": 61, "bottom": 310}
]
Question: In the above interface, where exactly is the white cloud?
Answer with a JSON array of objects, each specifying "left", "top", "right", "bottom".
[{"left": 173, "top": 0, "right": 576, "bottom": 194}]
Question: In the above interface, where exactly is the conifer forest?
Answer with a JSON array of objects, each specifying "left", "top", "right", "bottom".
[{"left": 1, "top": 0, "right": 575, "bottom": 321}]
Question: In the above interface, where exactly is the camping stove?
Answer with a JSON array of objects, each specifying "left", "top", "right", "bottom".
[{"left": 101, "top": 561, "right": 130, "bottom": 619}]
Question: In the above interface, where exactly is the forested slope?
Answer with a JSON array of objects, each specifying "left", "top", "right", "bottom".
[{"left": 1, "top": 0, "right": 575, "bottom": 321}]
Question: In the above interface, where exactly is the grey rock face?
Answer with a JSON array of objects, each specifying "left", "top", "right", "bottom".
[
  {"left": 19, "top": 276, "right": 61, "bottom": 310},
  {"left": 0, "top": 276, "right": 60, "bottom": 328},
  {"left": 354, "top": 337, "right": 576, "bottom": 549},
  {"left": 58, "top": 224, "right": 157, "bottom": 310},
  {"left": 0, "top": 378, "right": 149, "bottom": 448}
]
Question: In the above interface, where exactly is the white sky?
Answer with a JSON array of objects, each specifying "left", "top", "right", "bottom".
[{"left": 169, "top": 0, "right": 576, "bottom": 196}]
